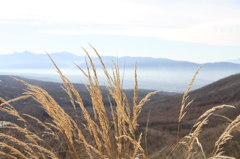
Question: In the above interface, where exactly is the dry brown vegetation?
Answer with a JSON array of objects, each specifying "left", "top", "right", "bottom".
[{"left": 0, "top": 46, "right": 240, "bottom": 159}]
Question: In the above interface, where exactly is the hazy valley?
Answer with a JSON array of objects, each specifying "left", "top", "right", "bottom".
[{"left": 1, "top": 51, "right": 240, "bottom": 92}]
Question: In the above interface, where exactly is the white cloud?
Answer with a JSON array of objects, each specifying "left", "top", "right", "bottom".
[
  {"left": 39, "top": 17, "right": 240, "bottom": 46},
  {"left": 159, "top": 19, "right": 240, "bottom": 46},
  {"left": 1, "top": 0, "right": 240, "bottom": 46}
]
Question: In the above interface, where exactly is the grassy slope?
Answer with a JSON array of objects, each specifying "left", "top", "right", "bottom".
[{"left": 138, "top": 73, "right": 240, "bottom": 158}]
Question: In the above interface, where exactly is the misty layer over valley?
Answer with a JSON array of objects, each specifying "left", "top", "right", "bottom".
[{"left": 1, "top": 51, "right": 240, "bottom": 92}]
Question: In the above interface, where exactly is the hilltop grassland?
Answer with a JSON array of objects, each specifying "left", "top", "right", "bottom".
[{"left": 0, "top": 46, "right": 240, "bottom": 159}]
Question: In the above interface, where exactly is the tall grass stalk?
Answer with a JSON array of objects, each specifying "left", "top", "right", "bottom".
[
  {"left": 177, "top": 64, "right": 204, "bottom": 143},
  {"left": 0, "top": 47, "right": 240, "bottom": 158},
  {"left": 0, "top": 46, "right": 158, "bottom": 159}
]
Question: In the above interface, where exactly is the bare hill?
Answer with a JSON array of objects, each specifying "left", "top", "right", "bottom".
[
  {"left": 140, "top": 72, "right": 240, "bottom": 126},
  {"left": 136, "top": 73, "right": 240, "bottom": 157}
]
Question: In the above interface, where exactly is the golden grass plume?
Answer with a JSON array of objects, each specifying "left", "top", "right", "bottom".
[{"left": 0, "top": 46, "right": 239, "bottom": 159}]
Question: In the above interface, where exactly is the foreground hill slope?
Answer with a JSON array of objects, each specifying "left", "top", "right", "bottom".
[
  {"left": 1, "top": 72, "right": 240, "bottom": 158},
  {"left": 137, "top": 73, "right": 240, "bottom": 157},
  {"left": 140, "top": 73, "right": 240, "bottom": 124}
]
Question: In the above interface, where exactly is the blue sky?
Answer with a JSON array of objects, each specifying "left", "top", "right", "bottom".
[{"left": 0, "top": 0, "right": 240, "bottom": 63}]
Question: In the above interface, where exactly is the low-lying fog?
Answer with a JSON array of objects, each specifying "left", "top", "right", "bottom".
[{"left": 0, "top": 67, "right": 232, "bottom": 92}]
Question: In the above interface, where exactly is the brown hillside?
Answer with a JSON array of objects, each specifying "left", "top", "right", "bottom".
[
  {"left": 140, "top": 73, "right": 240, "bottom": 125},
  {"left": 137, "top": 73, "right": 240, "bottom": 158}
]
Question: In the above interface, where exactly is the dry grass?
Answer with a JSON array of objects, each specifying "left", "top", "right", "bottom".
[
  {"left": 177, "top": 64, "right": 204, "bottom": 143},
  {"left": 0, "top": 46, "right": 240, "bottom": 159}
]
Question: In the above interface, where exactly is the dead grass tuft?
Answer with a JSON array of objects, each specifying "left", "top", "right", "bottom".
[
  {"left": 0, "top": 47, "right": 239, "bottom": 159},
  {"left": 0, "top": 46, "right": 157, "bottom": 159}
]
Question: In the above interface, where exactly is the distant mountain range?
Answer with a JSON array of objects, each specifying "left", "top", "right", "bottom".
[{"left": 1, "top": 51, "right": 240, "bottom": 92}]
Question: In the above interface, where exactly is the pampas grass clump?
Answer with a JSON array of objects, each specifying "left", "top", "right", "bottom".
[{"left": 0, "top": 46, "right": 239, "bottom": 159}]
